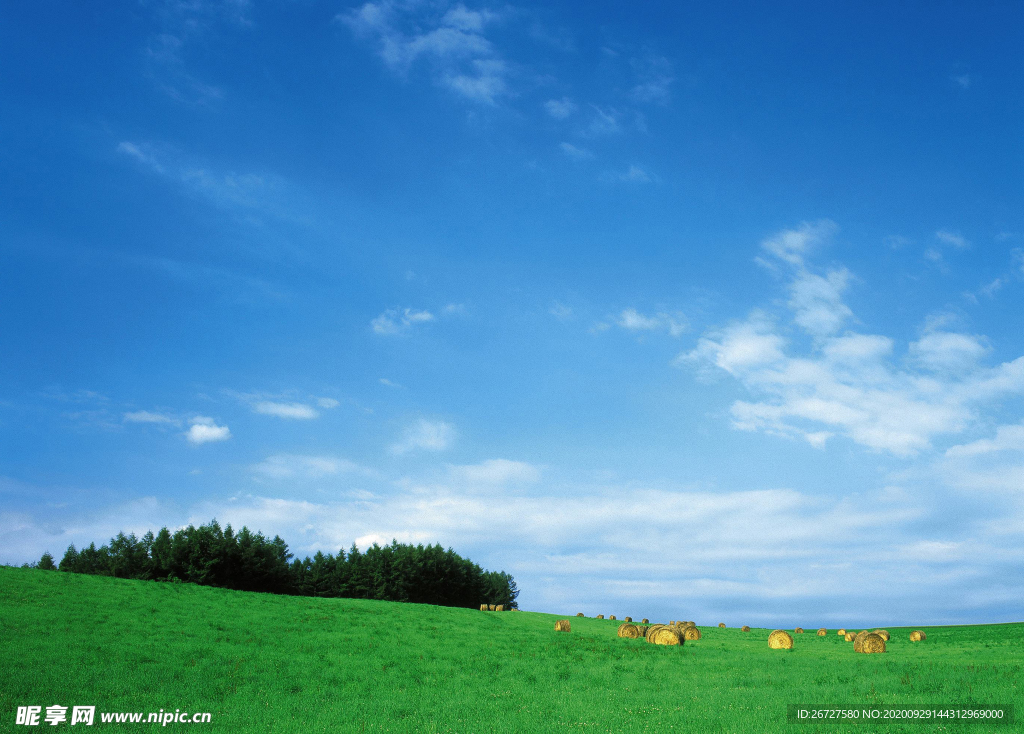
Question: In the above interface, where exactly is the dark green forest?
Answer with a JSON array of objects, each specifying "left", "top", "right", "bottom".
[{"left": 31, "top": 520, "right": 518, "bottom": 609}]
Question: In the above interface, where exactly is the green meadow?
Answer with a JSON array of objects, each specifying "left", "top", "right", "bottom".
[{"left": 2, "top": 567, "right": 1021, "bottom": 733}]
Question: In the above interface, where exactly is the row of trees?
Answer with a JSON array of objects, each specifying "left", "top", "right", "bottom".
[{"left": 37, "top": 520, "right": 518, "bottom": 609}]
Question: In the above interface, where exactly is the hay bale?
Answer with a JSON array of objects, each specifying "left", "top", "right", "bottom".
[
  {"left": 794, "top": 627, "right": 804, "bottom": 634},
  {"left": 741, "top": 625, "right": 750, "bottom": 632},
  {"left": 554, "top": 620, "right": 571, "bottom": 632},
  {"left": 909, "top": 630, "right": 926, "bottom": 642},
  {"left": 718, "top": 622, "right": 726, "bottom": 628},
  {"left": 682, "top": 625, "right": 702, "bottom": 641},
  {"left": 856, "top": 633, "right": 886, "bottom": 653},
  {"left": 576, "top": 612, "right": 584, "bottom": 617},
  {"left": 480, "top": 604, "right": 488, "bottom": 611},
  {"left": 872, "top": 629, "right": 890, "bottom": 641},
  {"left": 609, "top": 615, "right": 616, "bottom": 620},
  {"left": 624, "top": 616, "right": 632, "bottom": 622},
  {"left": 641, "top": 618, "right": 650, "bottom": 624},
  {"left": 650, "top": 627, "right": 683, "bottom": 646},
  {"left": 495, "top": 604, "right": 504, "bottom": 612},
  {"left": 617, "top": 623, "right": 641, "bottom": 638},
  {"left": 852, "top": 631, "right": 875, "bottom": 651},
  {"left": 816, "top": 628, "right": 827, "bottom": 636},
  {"left": 488, "top": 604, "right": 496, "bottom": 611},
  {"left": 768, "top": 630, "right": 794, "bottom": 649},
  {"left": 636, "top": 625, "right": 650, "bottom": 638},
  {"left": 837, "top": 628, "right": 846, "bottom": 635},
  {"left": 595, "top": 614, "right": 604, "bottom": 619},
  {"left": 644, "top": 624, "right": 667, "bottom": 642},
  {"left": 683, "top": 621, "right": 696, "bottom": 628},
  {"left": 844, "top": 632, "right": 856, "bottom": 642}
]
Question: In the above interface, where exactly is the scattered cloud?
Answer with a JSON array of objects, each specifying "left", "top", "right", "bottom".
[
  {"left": 390, "top": 418, "right": 456, "bottom": 454},
  {"left": 254, "top": 454, "right": 366, "bottom": 480},
  {"left": 951, "top": 73, "right": 971, "bottom": 89},
  {"left": 615, "top": 308, "right": 686, "bottom": 336},
  {"left": 371, "top": 307, "right": 435, "bottom": 335},
  {"left": 185, "top": 416, "right": 231, "bottom": 444},
  {"left": 680, "top": 223, "right": 1024, "bottom": 456},
  {"left": 379, "top": 378, "right": 403, "bottom": 388},
  {"left": 945, "top": 423, "right": 1024, "bottom": 459},
  {"left": 545, "top": 97, "right": 577, "bottom": 119},
  {"left": 123, "top": 410, "right": 178, "bottom": 425},
  {"left": 342, "top": 1, "right": 509, "bottom": 105},
  {"left": 316, "top": 397, "right": 340, "bottom": 409},
  {"left": 936, "top": 230, "right": 970, "bottom": 249},
  {"left": 253, "top": 401, "right": 320, "bottom": 420},
  {"left": 584, "top": 105, "right": 621, "bottom": 137},
  {"left": 549, "top": 301, "right": 573, "bottom": 321},
  {"left": 559, "top": 142, "right": 593, "bottom": 160},
  {"left": 447, "top": 458, "right": 541, "bottom": 485},
  {"left": 629, "top": 52, "right": 673, "bottom": 104}
]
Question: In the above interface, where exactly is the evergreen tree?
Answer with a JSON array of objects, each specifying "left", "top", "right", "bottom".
[{"left": 37, "top": 552, "right": 56, "bottom": 570}]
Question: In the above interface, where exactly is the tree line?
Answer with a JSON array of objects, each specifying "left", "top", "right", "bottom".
[{"left": 28, "top": 520, "right": 518, "bottom": 609}]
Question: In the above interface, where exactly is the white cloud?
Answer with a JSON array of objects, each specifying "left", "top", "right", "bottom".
[
  {"left": 379, "top": 378, "right": 402, "bottom": 388},
  {"left": 316, "top": 397, "right": 340, "bottom": 409},
  {"left": 253, "top": 401, "right": 320, "bottom": 420},
  {"left": 629, "top": 52, "right": 673, "bottom": 104},
  {"left": 680, "top": 223, "right": 1024, "bottom": 456},
  {"left": 759, "top": 219, "right": 837, "bottom": 268},
  {"left": 559, "top": 142, "right": 593, "bottom": 160},
  {"left": 390, "top": 419, "right": 456, "bottom": 454},
  {"left": 342, "top": 1, "right": 508, "bottom": 105},
  {"left": 615, "top": 308, "right": 686, "bottom": 337},
  {"left": 254, "top": 454, "right": 364, "bottom": 479},
  {"left": 448, "top": 459, "right": 541, "bottom": 485},
  {"left": 945, "top": 423, "right": 1024, "bottom": 458},
  {"left": 618, "top": 164, "right": 651, "bottom": 183},
  {"left": 678, "top": 312, "right": 785, "bottom": 376},
  {"left": 185, "top": 416, "right": 231, "bottom": 444},
  {"left": 371, "top": 307, "right": 435, "bottom": 335},
  {"left": 545, "top": 97, "right": 577, "bottom": 119},
  {"left": 909, "top": 331, "right": 990, "bottom": 373},
  {"left": 936, "top": 230, "right": 970, "bottom": 249},
  {"left": 951, "top": 73, "right": 971, "bottom": 89},
  {"left": 123, "top": 410, "right": 177, "bottom": 424},
  {"left": 787, "top": 268, "right": 853, "bottom": 337},
  {"left": 549, "top": 302, "right": 573, "bottom": 321},
  {"left": 585, "top": 105, "right": 621, "bottom": 137}
]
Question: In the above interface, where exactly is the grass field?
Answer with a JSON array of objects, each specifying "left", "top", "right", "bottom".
[{"left": 1, "top": 567, "right": 1021, "bottom": 733}]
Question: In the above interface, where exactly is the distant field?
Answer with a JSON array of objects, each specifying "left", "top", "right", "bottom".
[{"left": 1, "top": 567, "right": 1021, "bottom": 733}]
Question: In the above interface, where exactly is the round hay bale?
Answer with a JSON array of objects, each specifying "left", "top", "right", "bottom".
[
  {"left": 872, "top": 629, "right": 890, "bottom": 641},
  {"left": 650, "top": 627, "right": 683, "bottom": 646},
  {"left": 794, "top": 627, "right": 804, "bottom": 634},
  {"left": 488, "top": 604, "right": 496, "bottom": 611},
  {"left": 641, "top": 618, "right": 650, "bottom": 624},
  {"left": 909, "top": 630, "right": 926, "bottom": 642},
  {"left": 682, "top": 625, "right": 702, "bottom": 641},
  {"left": 852, "top": 631, "right": 874, "bottom": 651},
  {"left": 596, "top": 614, "right": 604, "bottom": 619},
  {"left": 844, "top": 632, "right": 856, "bottom": 642},
  {"left": 617, "top": 623, "right": 641, "bottom": 639},
  {"left": 624, "top": 616, "right": 632, "bottom": 622},
  {"left": 636, "top": 625, "right": 650, "bottom": 638},
  {"left": 480, "top": 604, "right": 488, "bottom": 611},
  {"left": 576, "top": 612, "right": 584, "bottom": 617},
  {"left": 683, "top": 621, "right": 696, "bottom": 628},
  {"left": 837, "top": 629, "right": 846, "bottom": 635},
  {"left": 554, "top": 620, "right": 571, "bottom": 632},
  {"left": 817, "top": 628, "right": 827, "bottom": 636},
  {"left": 495, "top": 604, "right": 504, "bottom": 612},
  {"left": 857, "top": 633, "right": 886, "bottom": 654},
  {"left": 718, "top": 622, "right": 726, "bottom": 628},
  {"left": 609, "top": 615, "right": 616, "bottom": 620},
  {"left": 741, "top": 625, "right": 750, "bottom": 632},
  {"left": 768, "top": 630, "right": 794, "bottom": 649},
  {"left": 644, "top": 624, "right": 667, "bottom": 642}
]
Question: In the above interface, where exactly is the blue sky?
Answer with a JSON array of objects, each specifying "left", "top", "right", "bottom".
[{"left": 2, "top": 0, "right": 1023, "bottom": 626}]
